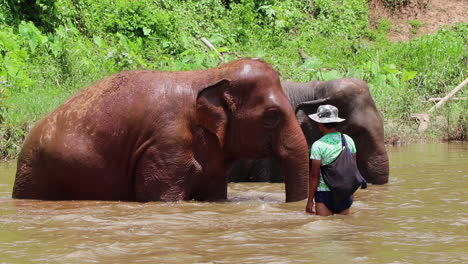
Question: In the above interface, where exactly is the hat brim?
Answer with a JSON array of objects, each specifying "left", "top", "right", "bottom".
[{"left": 308, "top": 113, "right": 345, "bottom": 123}]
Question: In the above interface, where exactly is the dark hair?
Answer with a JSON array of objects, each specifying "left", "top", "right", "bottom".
[{"left": 323, "top": 122, "right": 339, "bottom": 129}]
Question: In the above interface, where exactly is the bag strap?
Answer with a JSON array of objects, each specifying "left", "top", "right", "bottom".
[
  {"left": 341, "top": 133, "right": 350, "bottom": 153},
  {"left": 342, "top": 133, "right": 368, "bottom": 189}
]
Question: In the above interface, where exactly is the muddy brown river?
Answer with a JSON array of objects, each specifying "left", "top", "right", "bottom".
[{"left": 0, "top": 143, "right": 467, "bottom": 263}]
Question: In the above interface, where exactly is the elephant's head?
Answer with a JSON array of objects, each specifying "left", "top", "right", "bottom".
[
  {"left": 288, "top": 78, "right": 389, "bottom": 185},
  {"left": 196, "top": 59, "right": 309, "bottom": 201}
]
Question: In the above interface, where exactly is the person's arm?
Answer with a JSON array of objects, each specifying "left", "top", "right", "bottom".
[{"left": 306, "top": 159, "right": 321, "bottom": 214}]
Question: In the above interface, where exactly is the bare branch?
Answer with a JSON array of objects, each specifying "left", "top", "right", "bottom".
[
  {"left": 428, "top": 78, "right": 468, "bottom": 113},
  {"left": 200, "top": 37, "right": 224, "bottom": 63},
  {"left": 412, "top": 77, "right": 467, "bottom": 134}
]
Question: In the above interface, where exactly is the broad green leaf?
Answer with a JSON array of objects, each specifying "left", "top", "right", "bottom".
[
  {"left": 321, "top": 70, "right": 342, "bottom": 81},
  {"left": 301, "top": 56, "right": 323, "bottom": 70},
  {"left": 4, "top": 55, "right": 20, "bottom": 78},
  {"left": 402, "top": 71, "right": 417, "bottom": 82},
  {"left": 93, "top": 36, "right": 105, "bottom": 48},
  {"left": 0, "top": 32, "right": 19, "bottom": 51},
  {"left": 383, "top": 64, "right": 400, "bottom": 74},
  {"left": 208, "top": 35, "right": 224, "bottom": 45},
  {"left": 142, "top": 27, "right": 152, "bottom": 36},
  {"left": 216, "top": 47, "right": 229, "bottom": 53},
  {"left": 386, "top": 74, "right": 400, "bottom": 90}
]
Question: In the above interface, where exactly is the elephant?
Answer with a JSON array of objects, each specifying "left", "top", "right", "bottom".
[
  {"left": 12, "top": 58, "right": 310, "bottom": 202},
  {"left": 228, "top": 78, "right": 389, "bottom": 185}
]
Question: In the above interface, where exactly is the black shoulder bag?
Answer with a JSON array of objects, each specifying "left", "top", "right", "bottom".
[{"left": 320, "top": 134, "right": 367, "bottom": 202}]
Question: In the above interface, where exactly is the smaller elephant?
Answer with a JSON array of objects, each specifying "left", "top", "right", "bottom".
[
  {"left": 13, "top": 59, "right": 310, "bottom": 202},
  {"left": 228, "top": 78, "right": 389, "bottom": 185}
]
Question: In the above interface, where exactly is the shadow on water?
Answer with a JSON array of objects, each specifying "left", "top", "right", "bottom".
[{"left": 0, "top": 143, "right": 467, "bottom": 264}]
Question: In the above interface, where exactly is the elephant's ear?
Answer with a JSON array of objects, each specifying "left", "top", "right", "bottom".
[{"left": 195, "top": 79, "right": 233, "bottom": 148}]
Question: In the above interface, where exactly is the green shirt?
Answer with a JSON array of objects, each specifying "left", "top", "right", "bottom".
[{"left": 310, "top": 132, "right": 357, "bottom": 191}]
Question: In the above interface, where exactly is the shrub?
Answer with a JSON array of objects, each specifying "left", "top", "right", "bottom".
[{"left": 0, "top": 1, "right": 466, "bottom": 157}]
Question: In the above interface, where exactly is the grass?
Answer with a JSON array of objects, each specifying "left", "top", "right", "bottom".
[{"left": 0, "top": 0, "right": 467, "bottom": 158}]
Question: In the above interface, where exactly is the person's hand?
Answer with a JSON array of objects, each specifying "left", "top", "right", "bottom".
[{"left": 305, "top": 200, "right": 315, "bottom": 214}]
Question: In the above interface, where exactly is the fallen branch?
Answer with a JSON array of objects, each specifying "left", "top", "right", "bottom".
[
  {"left": 200, "top": 37, "right": 224, "bottom": 63},
  {"left": 428, "top": 78, "right": 468, "bottom": 114},
  {"left": 424, "top": 97, "right": 467, "bottom": 102},
  {"left": 412, "top": 77, "right": 468, "bottom": 134}
]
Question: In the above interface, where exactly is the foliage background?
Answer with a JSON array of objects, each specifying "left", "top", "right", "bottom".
[{"left": 0, "top": 0, "right": 467, "bottom": 158}]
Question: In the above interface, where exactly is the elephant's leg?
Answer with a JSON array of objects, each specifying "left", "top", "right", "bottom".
[
  {"left": 15, "top": 139, "right": 131, "bottom": 200},
  {"left": 191, "top": 160, "right": 228, "bottom": 201},
  {"left": 13, "top": 157, "right": 63, "bottom": 200},
  {"left": 133, "top": 145, "right": 193, "bottom": 202},
  {"left": 191, "top": 127, "right": 228, "bottom": 201},
  {"left": 248, "top": 159, "right": 272, "bottom": 182},
  {"left": 264, "top": 159, "right": 283, "bottom": 183},
  {"left": 227, "top": 160, "right": 254, "bottom": 182},
  {"left": 191, "top": 172, "right": 228, "bottom": 201},
  {"left": 15, "top": 162, "right": 130, "bottom": 200}
]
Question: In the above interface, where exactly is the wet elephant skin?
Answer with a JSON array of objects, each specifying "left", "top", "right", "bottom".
[
  {"left": 228, "top": 78, "right": 389, "bottom": 185},
  {"left": 12, "top": 59, "right": 310, "bottom": 202}
]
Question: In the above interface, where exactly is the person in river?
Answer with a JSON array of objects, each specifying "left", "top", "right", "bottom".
[{"left": 305, "top": 104, "right": 358, "bottom": 216}]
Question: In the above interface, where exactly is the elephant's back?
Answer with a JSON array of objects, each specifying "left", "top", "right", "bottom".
[
  {"left": 26, "top": 72, "right": 143, "bottom": 152},
  {"left": 280, "top": 80, "right": 321, "bottom": 109},
  {"left": 322, "top": 78, "right": 371, "bottom": 98},
  {"left": 281, "top": 80, "right": 320, "bottom": 91},
  {"left": 23, "top": 69, "right": 205, "bottom": 152},
  {"left": 59, "top": 71, "right": 157, "bottom": 123},
  {"left": 38, "top": 70, "right": 199, "bottom": 144}
]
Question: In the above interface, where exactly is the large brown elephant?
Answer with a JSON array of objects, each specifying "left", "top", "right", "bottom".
[
  {"left": 229, "top": 78, "right": 389, "bottom": 185},
  {"left": 12, "top": 59, "right": 309, "bottom": 202}
]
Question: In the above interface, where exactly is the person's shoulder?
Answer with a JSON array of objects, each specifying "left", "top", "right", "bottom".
[
  {"left": 343, "top": 134, "right": 355, "bottom": 144},
  {"left": 313, "top": 134, "right": 329, "bottom": 145},
  {"left": 311, "top": 135, "right": 327, "bottom": 149},
  {"left": 311, "top": 139, "right": 322, "bottom": 149}
]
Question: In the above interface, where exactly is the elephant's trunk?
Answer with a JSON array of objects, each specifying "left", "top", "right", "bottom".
[
  {"left": 353, "top": 129, "right": 389, "bottom": 184},
  {"left": 274, "top": 119, "right": 309, "bottom": 202},
  {"left": 359, "top": 149, "right": 389, "bottom": 184}
]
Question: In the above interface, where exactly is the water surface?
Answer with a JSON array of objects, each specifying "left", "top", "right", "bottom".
[{"left": 0, "top": 143, "right": 467, "bottom": 263}]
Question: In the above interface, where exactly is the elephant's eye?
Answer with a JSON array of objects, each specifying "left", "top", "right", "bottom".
[{"left": 262, "top": 109, "right": 281, "bottom": 128}]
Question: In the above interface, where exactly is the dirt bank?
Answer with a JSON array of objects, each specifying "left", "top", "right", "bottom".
[{"left": 369, "top": 0, "right": 468, "bottom": 41}]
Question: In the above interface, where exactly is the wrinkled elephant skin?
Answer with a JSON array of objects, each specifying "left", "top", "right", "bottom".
[
  {"left": 228, "top": 78, "right": 389, "bottom": 185},
  {"left": 13, "top": 59, "right": 310, "bottom": 202}
]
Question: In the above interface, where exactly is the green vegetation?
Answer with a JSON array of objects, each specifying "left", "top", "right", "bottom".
[
  {"left": 1, "top": 0, "right": 467, "bottom": 158},
  {"left": 408, "top": 19, "right": 422, "bottom": 34}
]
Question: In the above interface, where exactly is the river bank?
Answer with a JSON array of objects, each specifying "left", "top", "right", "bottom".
[
  {"left": 1, "top": 0, "right": 466, "bottom": 159},
  {"left": 0, "top": 121, "right": 465, "bottom": 162}
]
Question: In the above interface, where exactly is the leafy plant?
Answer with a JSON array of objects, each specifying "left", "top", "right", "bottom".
[
  {"left": 0, "top": 1, "right": 466, "bottom": 158},
  {"left": 408, "top": 19, "right": 423, "bottom": 34}
]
